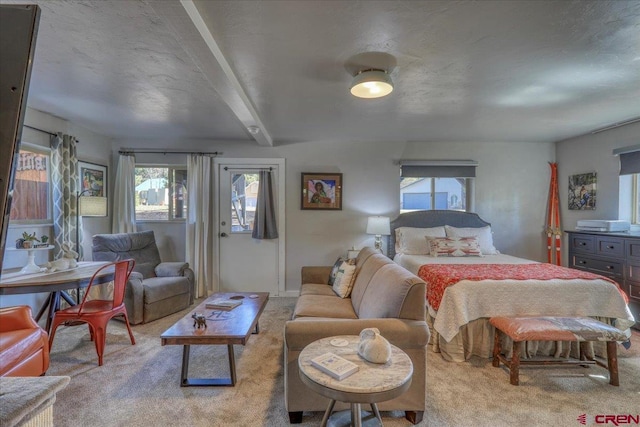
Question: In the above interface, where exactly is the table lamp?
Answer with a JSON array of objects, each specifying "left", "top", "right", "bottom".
[
  {"left": 76, "top": 190, "right": 107, "bottom": 260},
  {"left": 366, "top": 216, "right": 390, "bottom": 252}
]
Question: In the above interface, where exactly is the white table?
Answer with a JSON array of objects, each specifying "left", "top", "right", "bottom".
[
  {"left": 298, "top": 335, "right": 413, "bottom": 427},
  {"left": 6, "top": 245, "right": 54, "bottom": 273}
]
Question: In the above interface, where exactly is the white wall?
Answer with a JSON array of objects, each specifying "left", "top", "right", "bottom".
[
  {"left": 1, "top": 108, "right": 113, "bottom": 310},
  {"left": 114, "top": 138, "right": 555, "bottom": 292},
  {"left": 556, "top": 121, "right": 640, "bottom": 228}
]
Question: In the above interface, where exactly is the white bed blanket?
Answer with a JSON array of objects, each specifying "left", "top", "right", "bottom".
[{"left": 394, "top": 254, "right": 635, "bottom": 342}]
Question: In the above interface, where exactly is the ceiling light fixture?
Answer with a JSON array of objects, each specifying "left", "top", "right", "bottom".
[
  {"left": 350, "top": 69, "right": 393, "bottom": 99},
  {"left": 247, "top": 125, "right": 260, "bottom": 135}
]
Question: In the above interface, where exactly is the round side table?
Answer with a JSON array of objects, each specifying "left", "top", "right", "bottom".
[{"left": 298, "top": 335, "right": 413, "bottom": 427}]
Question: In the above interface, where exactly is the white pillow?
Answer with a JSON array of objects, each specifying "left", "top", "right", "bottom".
[
  {"left": 396, "top": 226, "right": 446, "bottom": 255},
  {"left": 444, "top": 225, "right": 499, "bottom": 255},
  {"left": 332, "top": 261, "right": 357, "bottom": 298}
]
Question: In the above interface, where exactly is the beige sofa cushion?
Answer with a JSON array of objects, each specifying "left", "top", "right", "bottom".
[
  {"left": 350, "top": 253, "right": 394, "bottom": 315},
  {"left": 299, "top": 283, "right": 336, "bottom": 297},
  {"left": 292, "top": 295, "right": 358, "bottom": 319},
  {"left": 358, "top": 264, "right": 426, "bottom": 320}
]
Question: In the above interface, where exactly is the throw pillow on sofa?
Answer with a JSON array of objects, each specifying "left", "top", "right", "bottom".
[
  {"left": 332, "top": 259, "right": 356, "bottom": 298},
  {"left": 328, "top": 257, "right": 345, "bottom": 286}
]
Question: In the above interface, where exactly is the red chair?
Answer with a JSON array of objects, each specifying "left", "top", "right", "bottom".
[{"left": 49, "top": 259, "right": 136, "bottom": 366}]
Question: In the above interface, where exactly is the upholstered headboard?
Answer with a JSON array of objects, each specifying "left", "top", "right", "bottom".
[{"left": 388, "top": 210, "right": 491, "bottom": 258}]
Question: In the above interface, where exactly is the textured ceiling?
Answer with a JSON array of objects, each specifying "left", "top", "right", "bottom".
[{"left": 4, "top": 0, "right": 640, "bottom": 144}]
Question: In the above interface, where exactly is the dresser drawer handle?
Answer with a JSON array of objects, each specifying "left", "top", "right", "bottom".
[
  {"left": 578, "top": 261, "right": 587, "bottom": 265},
  {"left": 579, "top": 242, "right": 587, "bottom": 246},
  {"left": 606, "top": 265, "right": 614, "bottom": 270},
  {"left": 606, "top": 245, "right": 615, "bottom": 249}
]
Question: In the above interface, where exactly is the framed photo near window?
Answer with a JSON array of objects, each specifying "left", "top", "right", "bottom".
[
  {"left": 301, "top": 172, "right": 342, "bottom": 210},
  {"left": 78, "top": 161, "right": 107, "bottom": 197},
  {"left": 568, "top": 172, "right": 596, "bottom": 210}
]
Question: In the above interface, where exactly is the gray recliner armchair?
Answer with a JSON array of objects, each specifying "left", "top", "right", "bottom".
[{"left": 92, "top": 230, "right": 195, "bottom": 325}]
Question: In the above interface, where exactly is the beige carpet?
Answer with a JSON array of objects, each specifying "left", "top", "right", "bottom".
[{"left": 45, "top": 298, "right": 639, "bottom": 427}]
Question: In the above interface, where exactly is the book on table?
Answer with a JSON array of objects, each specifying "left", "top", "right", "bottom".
[
  {"left": 310, "top": 352, "right": 359, "bottom": 380},
  {"left": 205, "top": 298, "right": 243, "bottom": 310}
]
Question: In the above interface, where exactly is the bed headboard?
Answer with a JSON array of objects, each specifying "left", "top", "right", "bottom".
[{"left": 388, "top": 210, "right": 491, "bottom": 258}]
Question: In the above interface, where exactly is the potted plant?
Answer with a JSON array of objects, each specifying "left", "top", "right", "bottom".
[
  {"left": 36, "top": 235, "right": 50, "bottom": 248},
  {"left": 19, "top": 232, "right": 40, "bottom": 249}
]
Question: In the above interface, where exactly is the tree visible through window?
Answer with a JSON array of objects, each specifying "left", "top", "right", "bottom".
[
  {"left": 9, "top": 146, "right": 51, "bottom": 222},
  {"left": 134, "top": 166, "right": 187, "bottom": 221}
]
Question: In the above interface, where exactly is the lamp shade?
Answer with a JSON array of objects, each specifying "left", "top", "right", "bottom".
[
  {"left": 79, "top": 196, "right": 107, "bottom": 217},
  {"left": 350, "top": 70, "right": 393, "bottom": 99},
  {"left": 366, "top": 216, "right": 390, "bottom": 235}
]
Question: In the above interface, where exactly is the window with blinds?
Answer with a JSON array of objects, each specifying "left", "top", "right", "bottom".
[{"left": 615, "top": 146, "right": 640, "bottom": 225}]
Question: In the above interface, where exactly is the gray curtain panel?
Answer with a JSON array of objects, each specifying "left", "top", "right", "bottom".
[
  {"left": 50, "top": 133, "right": 80, "bottom": 258},
  {"left": 252, "top": 170, "right": 278, "bottom": 239}
]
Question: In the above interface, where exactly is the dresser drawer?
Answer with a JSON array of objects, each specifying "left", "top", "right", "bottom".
[
  {"left": 627, "top": 240, "right": 640, "bottom": 261},
  {"left": 570, "top": 234, "right": 595, "bottom": 253},
  {"left": 629, "top": 283, "right": 640, "bottom": 301},
  {"left": 629, "top": 261, "right": 640, "bottom": 282},
  {"left": 572, "top": 255, "right": 623, "bottom": 277},
  {"left": 595, "top": 236, "right": 625, "bottom": 257}
]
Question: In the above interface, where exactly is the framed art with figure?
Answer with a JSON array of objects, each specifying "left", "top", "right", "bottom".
[
  {"left": 301, "top": 173, "right": 342, "bottom": 210},
  {"left": 568, "top": 172, "right": 596, "bottom": 210},
  {"left": 78, "top": 161, "right": 107, "bottom": 198}
]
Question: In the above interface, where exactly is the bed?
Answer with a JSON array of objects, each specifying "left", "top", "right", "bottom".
[{"left": 388, "top": 210, "right": 635, "bottom": 362}]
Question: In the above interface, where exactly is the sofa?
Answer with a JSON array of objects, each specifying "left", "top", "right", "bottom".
[
  {"left": 92, "top": 230, "right": 195, "bottom": 325},
  {"left": 0, "top": 306, "right": 49, "bottom": 377},
  {"left": 284, "top": 247, "right": 429, "bottom": 424}
]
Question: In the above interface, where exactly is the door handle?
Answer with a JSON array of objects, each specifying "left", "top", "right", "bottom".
[{"left": 220, "top": 232, "right": 228, "bottom": 237}]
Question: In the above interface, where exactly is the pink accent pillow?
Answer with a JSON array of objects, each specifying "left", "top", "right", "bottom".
[{"left": 427, "top": 236, "right": 483, "bottom": 257}]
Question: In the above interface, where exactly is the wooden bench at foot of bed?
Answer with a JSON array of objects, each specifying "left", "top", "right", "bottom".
[{"left": 489, "top": 316, "right": 627, "bottom": 386}]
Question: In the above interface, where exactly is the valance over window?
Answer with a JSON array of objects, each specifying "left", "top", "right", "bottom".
[
  {"left": 399, "top": 160, "right": 478, "bottom": 178},
  {"left": 614, "top": 145, "right": 640, "bottom": 176}
]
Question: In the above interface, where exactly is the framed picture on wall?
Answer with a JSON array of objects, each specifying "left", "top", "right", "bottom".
[
  {"left": 301, "top": 172, "right": 343, "bottom": 210},
  {"left": 78, "top": 161, "right": 107, "bottom": 198},
  {"left": 568, "top": 172, "right": 596, "bottom": 210}
]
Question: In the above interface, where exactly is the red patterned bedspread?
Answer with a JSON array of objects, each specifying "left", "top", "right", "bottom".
[{"left": 417, "top": 263, "right": 628, "bottom": 311}]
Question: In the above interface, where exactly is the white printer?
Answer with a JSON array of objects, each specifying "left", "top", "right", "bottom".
[{"left": 576, "top": 220, "right": 631, "bottom": 232}]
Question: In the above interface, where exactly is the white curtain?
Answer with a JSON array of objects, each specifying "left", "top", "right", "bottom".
[
  {"left": 186, "top": 154, "right": 215, "bottom": 297},
  {"left": 112, "top": 154, "right": 137, "bottom": 233}
]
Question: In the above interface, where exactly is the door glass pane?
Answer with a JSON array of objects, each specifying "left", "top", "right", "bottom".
[{"left": 231, "top": 173, "right": 258, "bottom": 233}]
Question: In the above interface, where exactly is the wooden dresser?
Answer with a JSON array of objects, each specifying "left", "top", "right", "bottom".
[{"left": 566, "top": 230, "right": 640, "bottom": 330}]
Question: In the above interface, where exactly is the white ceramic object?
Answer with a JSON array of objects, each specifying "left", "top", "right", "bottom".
[{"left": 357, "top": 327, "right": 391, "bottom": 364}]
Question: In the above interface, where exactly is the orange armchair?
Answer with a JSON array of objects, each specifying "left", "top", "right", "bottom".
[{"left": 0, "top": 305, "right": 50, "bottom": 377}]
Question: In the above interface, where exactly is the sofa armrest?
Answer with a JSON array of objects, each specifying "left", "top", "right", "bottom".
[
  {"left": 301, "top": 266, "right": 332, "bottom": 284},
  {"left": 0, "top": 306, "right": 39, "bottom": 332},
  {"left": 155, "top": 262, "right": 189, "bottom": 277},
  {"left": 125, "top": 273, "right": 145, "bottom": 325},
  {"left": 285, "top": 318, "right": 429, "bottom": 351}
]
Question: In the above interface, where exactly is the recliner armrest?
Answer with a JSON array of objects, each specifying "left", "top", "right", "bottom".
[{"left": 155, "top": 262, "right": 189, "bottom": 277}]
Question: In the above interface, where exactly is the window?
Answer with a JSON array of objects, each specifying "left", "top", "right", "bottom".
[
  {"left": 399, "top": 161, "right": 476, "bottom": 213},
  {"left": 616, "top": 148, "right": 640, "bottom": 225},
  {"left": 134, "top": 166, "right": 187, "bottom": 221},
  {"left": 634, "top": 173, "right": 640, "bottom": 225},
  {"left": 9, "top": 144, "right": 51, "bottom": 223}
]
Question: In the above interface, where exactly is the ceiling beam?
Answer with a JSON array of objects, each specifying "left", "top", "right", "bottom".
[{"left": 150, "top": 0, "right": 273, "bottom": 146}]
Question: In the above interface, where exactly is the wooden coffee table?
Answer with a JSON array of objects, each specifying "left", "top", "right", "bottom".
[{"left": 160, "top": 292, "right": 269, "bottom": 387}]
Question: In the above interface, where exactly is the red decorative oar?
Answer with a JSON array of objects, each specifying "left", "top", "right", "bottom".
[{"left": 546, "top": 163, "right": 562, "bottom": 265}]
